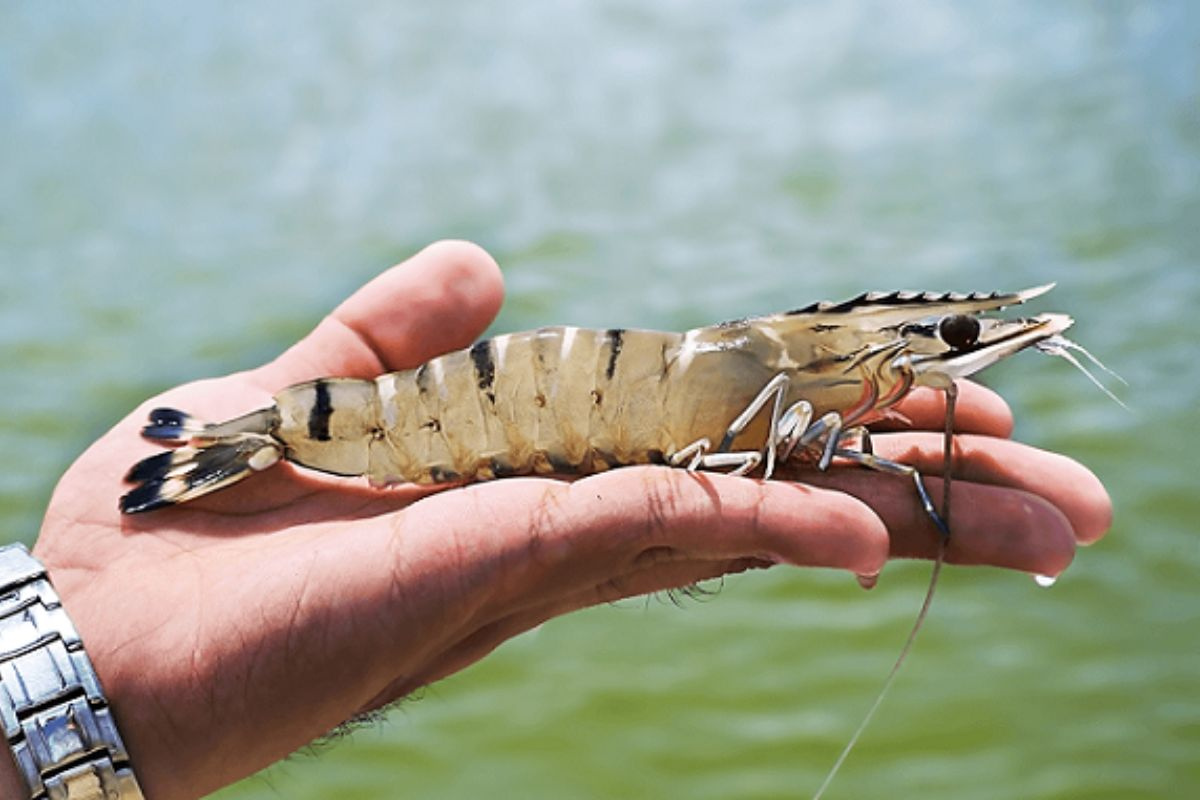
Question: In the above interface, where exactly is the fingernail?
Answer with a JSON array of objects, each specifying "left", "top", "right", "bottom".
[{"left": 856, "top": 572, "right": 880, "bottom": 590}]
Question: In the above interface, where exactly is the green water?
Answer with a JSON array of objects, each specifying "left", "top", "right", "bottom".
[{"left": 3, "top": 3, "right": 1197, "bottom": 797}]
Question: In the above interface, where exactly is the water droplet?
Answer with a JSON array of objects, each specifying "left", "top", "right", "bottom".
[
  {"left": 856, "top": 572, "right": 879, "bottom": 590},
  {"left": 1034, "top": 574, "right": 1058, "bottom": 588}
]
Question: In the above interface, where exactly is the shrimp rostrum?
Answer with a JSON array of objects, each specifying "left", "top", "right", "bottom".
[{"left": 121, "top": 284, "right": 1106, "bottom": 523}]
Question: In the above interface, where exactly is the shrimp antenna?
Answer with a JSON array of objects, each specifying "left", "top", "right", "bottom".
[
  {"left": 812, "top": 384, "right": 957, "bottom": 799},
  {"left": 811, "top": 544, "right": 945, "bottom": 799},
  {"left": 1036, "top": 335, "right": 1130, "bottom": 412}
]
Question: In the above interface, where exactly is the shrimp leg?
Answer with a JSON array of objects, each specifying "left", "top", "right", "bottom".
[
  {"left": 830, "top": 437, "right": 950, "bottom": 539},
  {"left": 672, "top": 373, "right": 797, "bottom": 478},
  {"left": 674, "top": 372, "right": 951, "bottom": 538}
]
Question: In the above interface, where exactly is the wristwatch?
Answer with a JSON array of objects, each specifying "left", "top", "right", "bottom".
[{"left": 0, "top": 543, "right": 144, "bottom": 800}]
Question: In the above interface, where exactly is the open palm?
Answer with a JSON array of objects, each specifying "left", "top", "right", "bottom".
[{"left": 29, "top": 242, "right": 1111, "bottom": 800}]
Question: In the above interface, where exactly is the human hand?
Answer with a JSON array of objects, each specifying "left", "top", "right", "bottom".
[{"left": 21, "top": 241, "right": 1111, "bottom": 800}]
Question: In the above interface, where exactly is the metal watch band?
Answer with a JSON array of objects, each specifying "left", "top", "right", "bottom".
[{"left": 0, "top": 543, "right": 144, "bottom": 800}]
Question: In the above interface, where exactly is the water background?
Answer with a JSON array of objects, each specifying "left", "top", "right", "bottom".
[{"left": 2, "top": 2, "right": 1197, "bottom": 797}]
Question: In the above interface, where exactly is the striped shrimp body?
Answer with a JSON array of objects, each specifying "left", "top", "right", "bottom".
[{"left": 120, "top": 284, "right": 1105, "bottom": 516}]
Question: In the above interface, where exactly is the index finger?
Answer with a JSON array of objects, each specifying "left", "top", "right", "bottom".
[{"left": 872, "top": 380, "right": 1014, "bottom": 437}]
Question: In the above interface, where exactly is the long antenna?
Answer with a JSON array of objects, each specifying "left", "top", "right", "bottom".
[{"left": 811, "top": 384, "right": 957, "bottom": 799}]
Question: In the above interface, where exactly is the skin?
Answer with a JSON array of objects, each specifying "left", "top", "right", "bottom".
[{"left": 3, "top": 241, "right": 1111, "bottom": 799}]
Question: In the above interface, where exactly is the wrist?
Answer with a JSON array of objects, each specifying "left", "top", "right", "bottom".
[{"left": 0, "top": 543, "right": 144, "bottom": 799}]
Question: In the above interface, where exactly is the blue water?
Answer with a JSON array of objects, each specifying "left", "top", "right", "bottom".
[{"left": 3, "top": 2, "right": 1197, "bottom": 797}]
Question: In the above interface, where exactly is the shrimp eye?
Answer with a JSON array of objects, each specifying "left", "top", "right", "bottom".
[{"left": 938, "top": 314, "right": 981, "bottom": 350}]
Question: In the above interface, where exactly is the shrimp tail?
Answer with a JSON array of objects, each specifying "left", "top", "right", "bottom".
[
  {"left": 120, "top": 406, "right": 282, "bottom": 513},
  {"left": 140, "top": 407, "right": 206, "bottom": 441}
]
